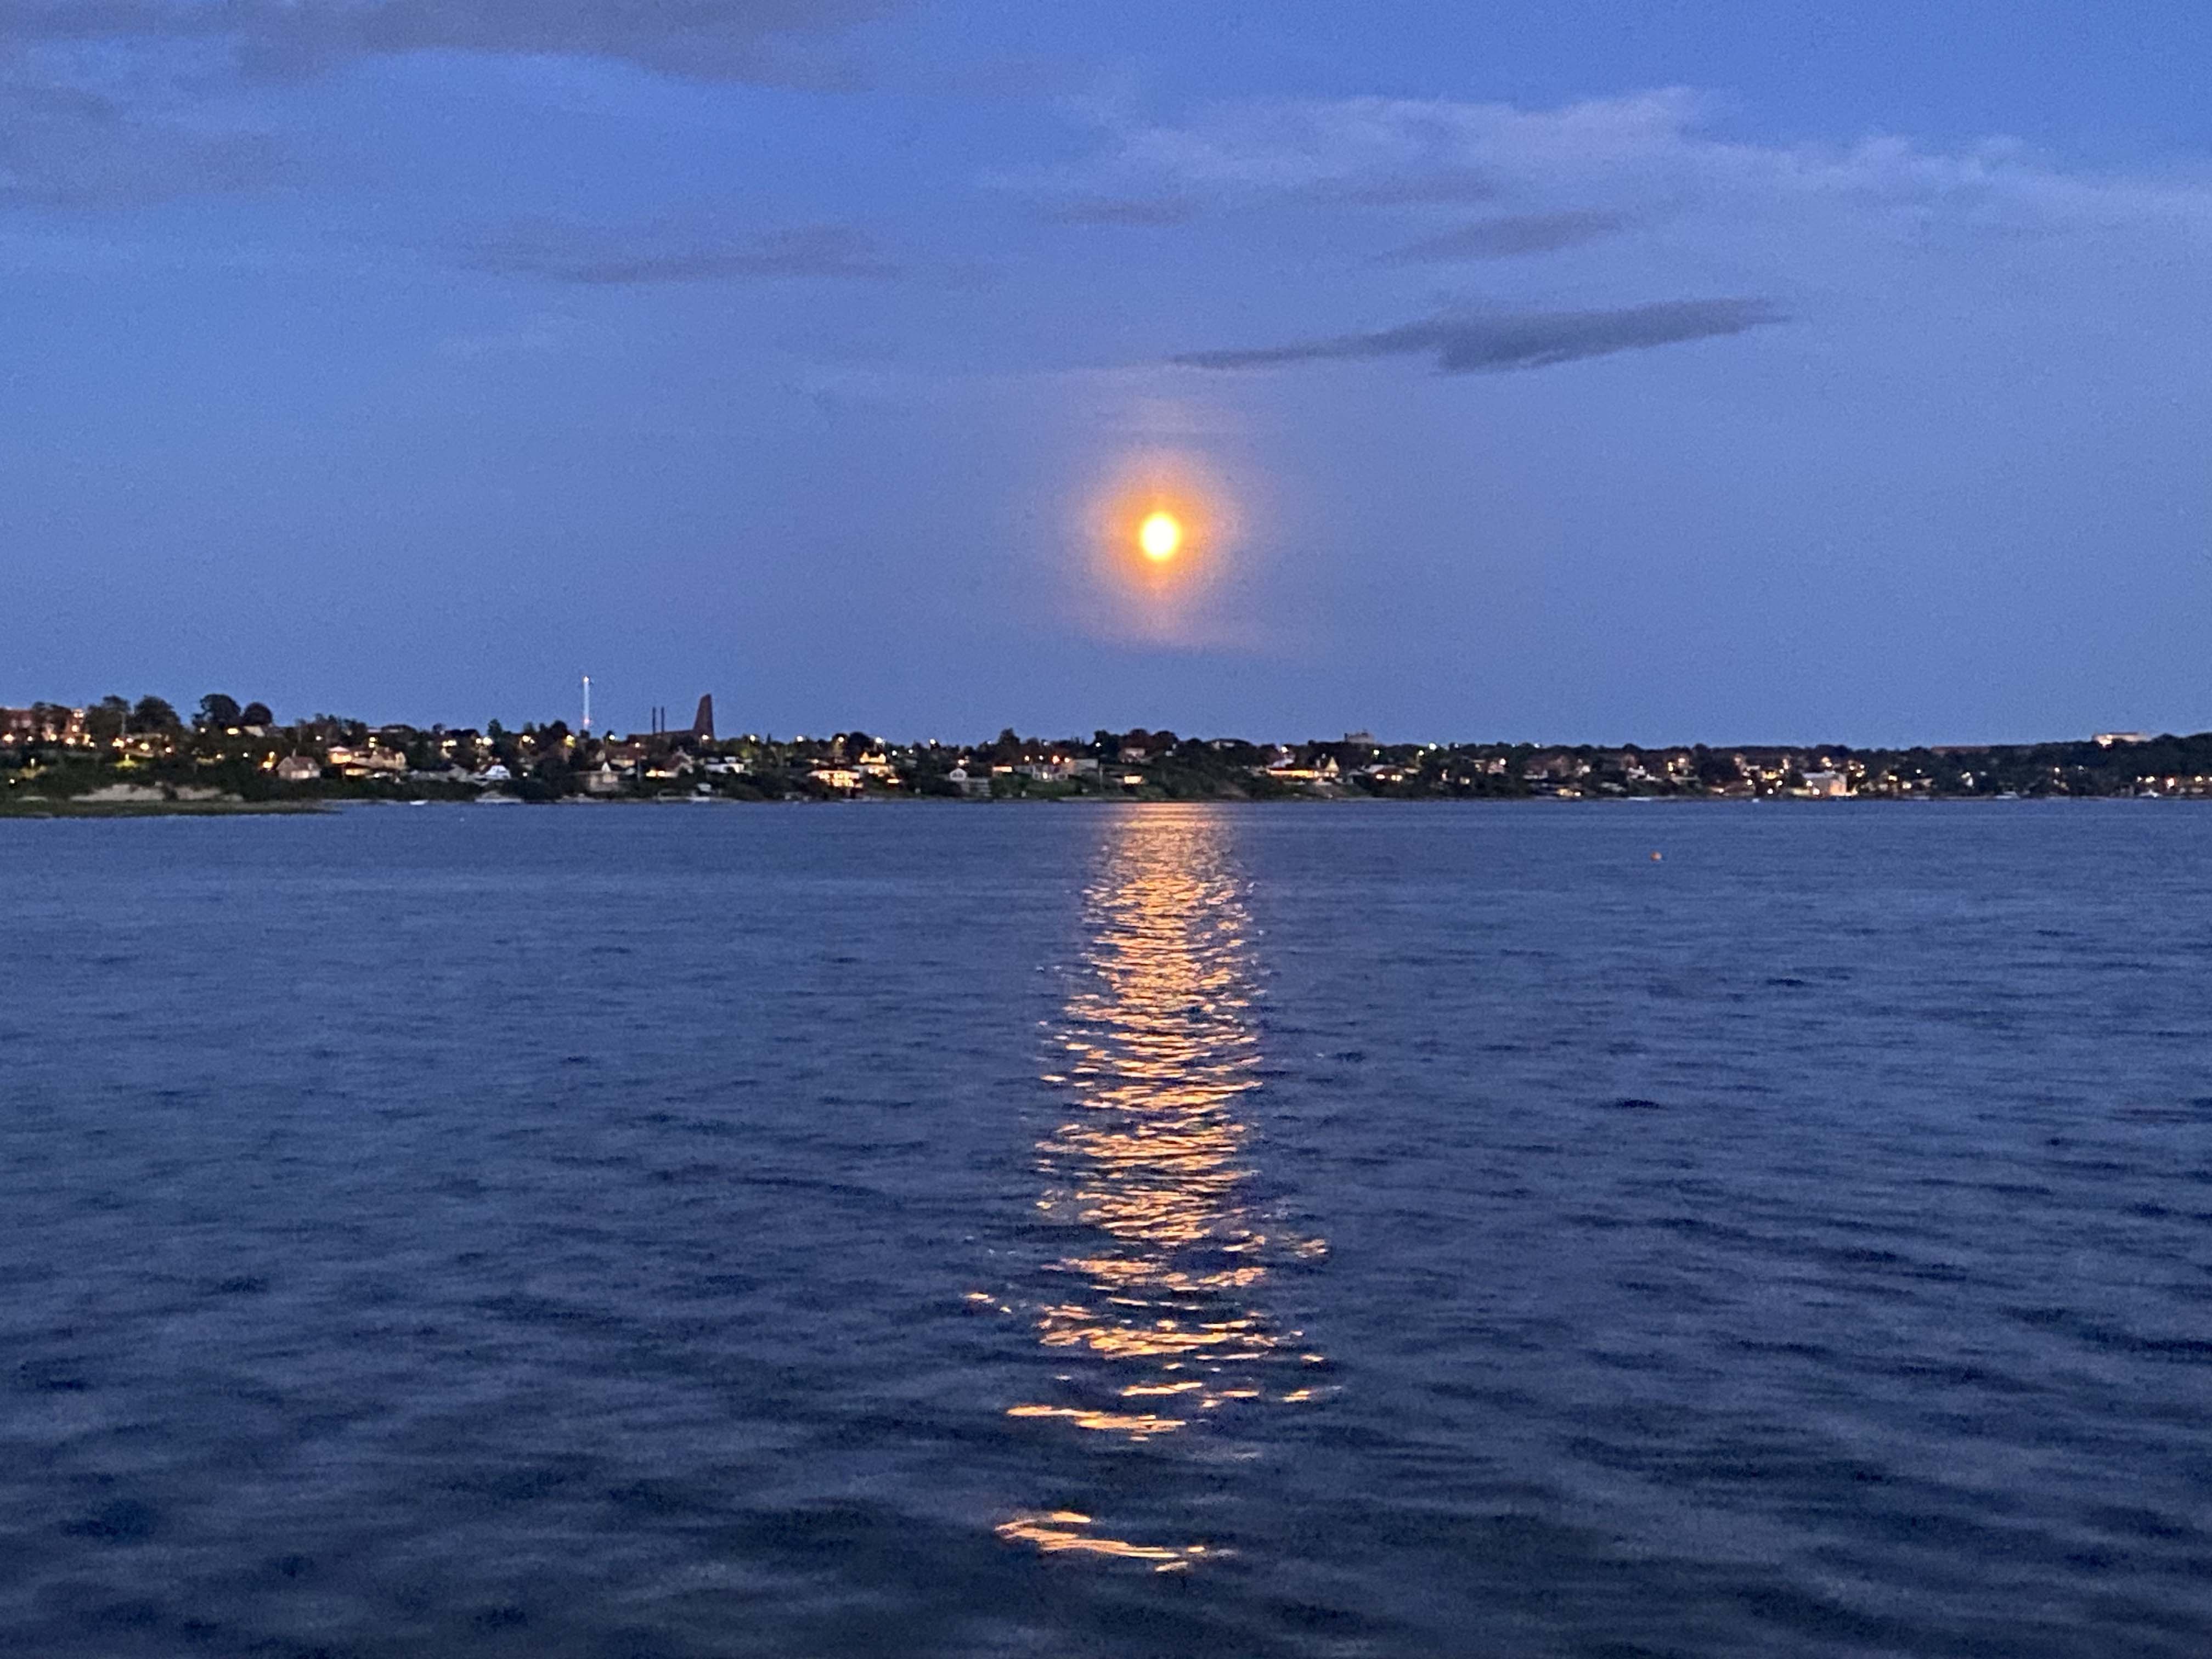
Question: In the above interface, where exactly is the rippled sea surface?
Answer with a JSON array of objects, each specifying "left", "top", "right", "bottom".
[{"left": 3, "top": 802, "right": 2209, "bottom": 1657}]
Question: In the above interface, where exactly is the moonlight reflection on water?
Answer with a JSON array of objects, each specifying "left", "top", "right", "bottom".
[{"left": 995, "top": 808, "right": 1329, "bottom": 1570}]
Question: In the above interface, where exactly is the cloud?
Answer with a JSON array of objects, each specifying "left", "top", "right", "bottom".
[
  {"left": 1172, "top": 297, "right": 1782, "bottom": 374},
  {"left": 466, "top": 218, "right": 901, "bottom": 284},
  {"left": 1040, "top": 194, "right": 1202, "bottom": 227},
  {"left": 1378, "top": 208, "right": 1627, "bottom": 263},
  {"left": 0, "top": 76, "right": 282, "bottom": 207},
  {"left": 1306, "top": 166, "right": 1497, "bottom": 207},
  {"left": 0, "top": 1, "right": 896, "bottom": 212},
  {"left": 0, "top": 0, "right": 895, "bottom": 83},
  {"left": 1049, "top": 89, "right": 2212, "bottom": 239}
]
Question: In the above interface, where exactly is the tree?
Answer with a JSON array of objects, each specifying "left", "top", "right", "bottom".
[
  {"left": 130, "top": 696, "right": 180, "bottom": 733},
  {"left": 87, "top": 696, "right": 130, "bottom": 744},
  {"left": 197, "top": 693, "right": 242, "bottom": 729},
  {"left": 240, "top": 701, "right": 273, "bottom": 727}
]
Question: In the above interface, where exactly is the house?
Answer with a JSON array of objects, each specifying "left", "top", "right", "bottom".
[
  {"left": 945, "top": 765, "right": 990, "bottom": 797},
  {"left": 1264, "top": 753, "right": 1340, "bottom": 783},
  {"left": 476, "top": 763, "right": 512, "bottom": 785},
  {"left": 273, "top": 754, "right": 322, "bottom": 782},
  {"left": 1800, "top": 769, "right": 1852, "bottom": 797},
  {"left": 582, "top": 764, "right": 623, "bottom": 795},
  {"left": 0, "top": 706, "right": 88, "bottom": 744},
  {"left": 324, "top": 744, "right": 407, "bottom": 776}
]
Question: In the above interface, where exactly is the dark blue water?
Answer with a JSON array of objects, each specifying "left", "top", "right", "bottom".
[{"left": 2, "top": 802, "right": 2208, "bottom": 1656}]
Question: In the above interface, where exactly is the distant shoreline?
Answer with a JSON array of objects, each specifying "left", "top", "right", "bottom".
[
  {"left": 0, "top": 798, "right": 330, "bottom": 819},
  {"left": 11, "top": 702, "right": 2209, "bottom": 804},
  {"left": 4, "top": 792, "right": 2201, "bottom": 821}
]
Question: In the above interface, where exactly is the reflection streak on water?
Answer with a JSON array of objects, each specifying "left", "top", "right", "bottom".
[{"left": 997, "top": 810, "right": 1325, "bottom": 1568}]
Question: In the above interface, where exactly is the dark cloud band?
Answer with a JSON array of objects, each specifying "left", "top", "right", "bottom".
[
  {"left": 1173, "top": 298, "right": 1783, "bottom": 374},
  {"left": 1378, "top": 209, "right": 1628, "bottom": 264},
  {"left": 467, "top": 219, "right": 900, "bottom": 284},
  {"left": 1040, "top": 195, "right": 1203, "bottom": 227},
  {"left": 0, "top": 0, "right": 893, "bottom": 81},
  {"left": 0, "top": 77, "right": 282, "bottom": 207}
]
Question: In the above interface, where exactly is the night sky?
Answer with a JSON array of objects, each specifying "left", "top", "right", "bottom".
[{"left": 6, "top": 2, "right": 2208, "bottom": 742}]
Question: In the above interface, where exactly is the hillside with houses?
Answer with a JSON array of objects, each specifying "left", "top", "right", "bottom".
[{"left": 5, "top": 695, "right": 2212, "bottom": 809}]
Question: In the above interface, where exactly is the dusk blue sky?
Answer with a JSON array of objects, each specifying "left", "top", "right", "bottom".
[{"left": 5, "top": 2, "right": 2208, "bottom": 742}]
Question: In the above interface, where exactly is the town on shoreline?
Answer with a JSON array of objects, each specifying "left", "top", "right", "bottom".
[{"left": 4, "top": 693, "right": 2209, "bottom": 811}]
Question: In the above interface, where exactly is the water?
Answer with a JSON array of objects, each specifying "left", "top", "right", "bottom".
[{"left": 2, "top": 802, "right": 2208, "bottom": 1656}]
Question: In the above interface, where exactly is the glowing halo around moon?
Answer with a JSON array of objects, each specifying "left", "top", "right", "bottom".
[
  {"left": 1075, "top": 448, "right": 1245, "bottom": 645},
  {"left": 1091, "top": 454, "right": 1232, "bottom": 591}
]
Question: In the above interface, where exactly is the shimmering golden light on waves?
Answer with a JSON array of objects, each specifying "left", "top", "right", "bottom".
[
  {"left": 995, "top": 1512, "right": 1210, "bottom": 1571},
  {"left": 991, "top": 811, "right": 1334, "bottom": 1572}
]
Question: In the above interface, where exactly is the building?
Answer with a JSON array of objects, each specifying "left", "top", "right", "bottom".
[
  {"left": 2, "top": 706, "right": 90, "bottom": 746},
  {"left": 324, "top": 744, "right": 406, "bottom": 776},
  {"left": 273, "top": 754, "right": 323, "bottom": 782},
  {"left": 1264, "top": 754, "right": 1340, "bottom": 783},
  {"left": 642, "top": 697, "right": 715, "bottom": 743}
]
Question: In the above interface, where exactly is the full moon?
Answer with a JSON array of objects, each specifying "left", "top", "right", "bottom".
[{"left": 1138, "top": 511, "right": 1182, "bottom": 563}]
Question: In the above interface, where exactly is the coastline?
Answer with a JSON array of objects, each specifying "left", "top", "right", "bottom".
[
  {"left": 1, "top": 792, "right": 2192, "bottom": 820},
  {"left": 0, "top": 798, "right": 331, "bottom": 819}
]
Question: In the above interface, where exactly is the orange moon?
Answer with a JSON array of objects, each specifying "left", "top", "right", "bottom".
[
  {"left": 1138, "top": 511, "right": 1183, "bottom": 562},
  {"left": 1096, "top": 463, "right": 1222, "bottom": 591}
]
